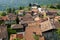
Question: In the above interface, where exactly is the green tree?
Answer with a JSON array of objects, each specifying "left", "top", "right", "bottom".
[
  {"left": 29, "top": 3, "right": 32, "bottom": 7},
  {"left": 19, "top": 6, "right": 23, "bottom": 10},
  {"left": 12, "top": 8, "right": 15, "bottom": 13},
  {"left": 57, "top": 12, "right": 60, "bottom": 16},
  {"left": 37, "top": 5, "right": 41, "bottom": 8},
  {"left": 56, "top": 4, "right": 60, "bottom": 9},
  {"left": 6, "top": 8, "right": 12, "bottom": 13},
  {"left": 7, "top": 28, "right": 16, "bottom": 40},
  {"left": 19, "top": 6, "right": 25, "bottom": 10},
  {"left": 56, "top": 28, "right": 60, "bottom": 40},
  {"left": 0, "top": 20, "right": 4, "bottom": 25},
  {"left": 7, "top": 28, "right": 16, "bottom": 34},
  {"left": 49, "top": 5, "right": 56, "bottom": 9},
  {"left": 15, "top": 10, "right": 19, "bottom": 14},
  {"left": 1, "top": 12, "right": 6, "bottom": 16},
  {"left": 57, "top": 29, "right": 60, "bottom": 35},
  {"left": 16, "top": 15, "right": 19, "bottom": 24},
  {"left": 58, "top": 20, "right": 60, "bottom": 23}
]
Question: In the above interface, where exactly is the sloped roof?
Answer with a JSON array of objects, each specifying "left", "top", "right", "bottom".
[
  {"left": 53, "top": 20, "right": 60, "bottom": 29},
  {"left": 11, "top": 24, "right": 23, "bottom": 29},
  {"left": 7, "top": 13, "right": 17, "bottom": 20},
  {"left": 0, "top": 16, "right": 9, "bottom": 21},
  {"left": 48, "top": 9, "right": 57, "bottom": 13},
  {"left": 0, "top": 25, "right": 7, "bottom": 38},
  {"left": 2, "top": 16, "right": 9, "bottom": 21},
  {"left": 25, "top": 22, "right": 44, "bottom": 40},
  {"left": 22, "top": 13, "right": 34, "bottom": 21},
  {"left": 40, "top": 19, "right": 56, "bottom": 32},
  {"left": 46, "top": 9, "right": 57, "bottom": 15}
]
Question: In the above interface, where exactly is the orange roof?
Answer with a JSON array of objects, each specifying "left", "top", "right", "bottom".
[
  {"left": 25, "top": 22, "right": 44, "bottom": 40},
  {"left": 17, "top": 34, "right": 23, "bottom": 39},
  {"left": 2, "top": 16, "right": 9, "bottom": 21},
  {"left": 7, "top": 13, "right": 17, "bottom": 20},
  {"left": 0, "top": 16, "right": 9, "bottom": 21}
]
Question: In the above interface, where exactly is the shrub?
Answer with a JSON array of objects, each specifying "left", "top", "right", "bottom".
[
  {"left": 7, "top": 28, "right": 16, "bottom": 34},
  {"left": 14, "top": 38, "right": 21, "bottom": 40}
]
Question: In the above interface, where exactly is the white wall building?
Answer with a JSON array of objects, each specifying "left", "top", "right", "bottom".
[{"left": 38, "top": 8, "right": 45, "bottom": 13}]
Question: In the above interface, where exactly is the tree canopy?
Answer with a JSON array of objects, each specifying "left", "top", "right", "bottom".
[
  {"left": 12, "top": 8, "right": 16, "bottom": 13},
  {"left": 1, "top": 12, "right": 6, "bottom": 16},
  {"left": 19, "top": 6, "right": 24, "bottom": 10},
  {"left": 6, "top": 8, "right": 12, "bottom": 13}
]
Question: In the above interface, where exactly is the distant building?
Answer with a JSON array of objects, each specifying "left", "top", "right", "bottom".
[
  {"left": 0, "top": 16, "right": 9, "bottom": 21},
  {"left": 40, "top": 17, "right": 59, "bottom": 40},
  {"left": 19, "top": 13, "right": 34, "bottom": 24},
  {"left": 31, "top": 3, "right": 39, "bottom": 13},
  {"left": 38, "top": 8, "right": 45, "bottom": 13},
  {"left": 6, "top": 13, "right": 17, "bottom": 21},
  {"left": 31, "top": 3, "right": 38, "bottom": 9},
  {"left": 5, "top": 13, "right": 17, "bottom": 24},
  {"left": 46, "top": 9, "right": 57, "bottom": 17},
  {"left": 18, "top": 10, "right": 24, "bottom": 16}
]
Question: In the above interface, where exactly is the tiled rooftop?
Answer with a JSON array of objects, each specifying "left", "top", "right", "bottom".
[
  {"left": 11, "top": 24, "right": 23, "bottom": 29},
  {"left": 40, "top": 19, "right": 56, "bottom": 32},
  {"left": 24, "top": 22, "right": 44, "bottom": 40},
  {"left": 0, "top": 16, "right": 9, "bottom": 21},
  {"left": 0, "top": 25, "right": 7, "bottom": 39},
  {"left": 7, "top": 13, "right": 17, "bottom": 20}
]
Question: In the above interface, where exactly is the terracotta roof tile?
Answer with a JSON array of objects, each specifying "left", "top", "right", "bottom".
[
  {"left": 2, "top": 16, "right": 9, "bottom": 21},
  {"left": 24, "top": 22, "right": 44, "bottom": 40},
  {"left": 16, "top": 34, "right": 23, "bottom": 39}
]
